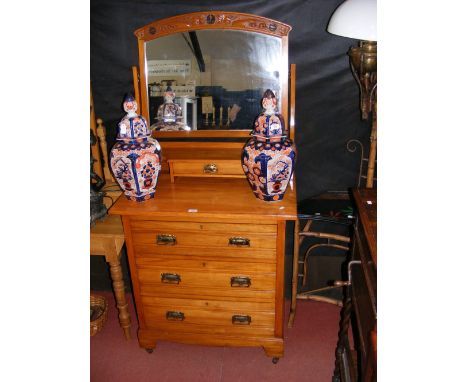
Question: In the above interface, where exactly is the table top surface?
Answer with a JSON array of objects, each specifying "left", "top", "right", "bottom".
[
  {"left": 110, "top": 174, "right": 297, "bottom": 221},
  {"left": 90, "top": 214, "right": 124, "bottom": 239}
]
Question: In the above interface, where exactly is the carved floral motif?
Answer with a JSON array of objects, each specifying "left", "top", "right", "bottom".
[{"left": 135, "top": 12, "right": 291, "bottom": 40}]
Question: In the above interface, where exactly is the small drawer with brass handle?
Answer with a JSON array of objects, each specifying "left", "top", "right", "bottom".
[
  {"left": 232, "top": 315, "right": 251, "bottom": 325},
  {"left": 156, "top": 234, "right": 176, "bottom": 245},
  {"left": 166, "top": 311, "right": 185, "bottom": 321},
  {"left": 161, "top": 273, "right": 181, "bottom": 284},
  {"left": 230, "top": 276, "right": 251, "bottom": 288},
  {"left": 228, "top": 237, "right": 250, "bottom": 247},
  {"left": 203, "top": 163, "right": 218, "bottom": 174},
  {"left": 168, "top": 159, "right": 245, "bottom": 182}
]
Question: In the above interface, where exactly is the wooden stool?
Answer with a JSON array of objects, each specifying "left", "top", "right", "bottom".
[
  {"left": 288, "top": 204, "right": 353, "bottom": 328},
  {"left": 90, "top": 214, "right": 131, "bottom": 339}
]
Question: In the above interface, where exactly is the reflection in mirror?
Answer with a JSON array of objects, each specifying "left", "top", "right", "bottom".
[{"left": 146, "top": 30, "right": 282, "bottom": 131}]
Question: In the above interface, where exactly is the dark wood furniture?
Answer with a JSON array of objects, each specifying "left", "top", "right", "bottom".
[{"left": 333, "top": 188, "right": 377, "bottom": 382}]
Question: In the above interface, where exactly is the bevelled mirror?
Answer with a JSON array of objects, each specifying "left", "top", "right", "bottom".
[{"left": 133, "top": 12, "right": 292, "bottom": 143}]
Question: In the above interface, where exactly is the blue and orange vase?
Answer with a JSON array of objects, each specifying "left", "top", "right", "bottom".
[
  {"left": 110, "top": 95, "right": 162, "bottom": 202},
  {"left": 241, "top": 89, "right": 297, "bottom": 202}
]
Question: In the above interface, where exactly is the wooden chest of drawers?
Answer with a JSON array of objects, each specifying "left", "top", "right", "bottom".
[{"left": 110, "top": 175, "right": 296, "bottom": 360}]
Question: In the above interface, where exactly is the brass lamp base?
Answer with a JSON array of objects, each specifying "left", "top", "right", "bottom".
[
  {"left": 348, "top": 40, "right": 377, "bottom": 188},
  {"left": 348, "top": 41, "right": 377, "bottom": 120}
]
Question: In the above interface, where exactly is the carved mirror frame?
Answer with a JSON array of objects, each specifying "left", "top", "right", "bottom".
[{"left": 133, "top": 11, "right": 292, "bottom": 142}]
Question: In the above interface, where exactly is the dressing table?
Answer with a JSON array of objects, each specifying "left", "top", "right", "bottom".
[{"left": 110, "top": 11, "right": 297, "bottom": 362}]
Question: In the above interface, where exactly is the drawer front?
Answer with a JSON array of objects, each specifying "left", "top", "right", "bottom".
[
  {"left": 136, "top": 263, "right": 276, "bottom": 294},
  {"left": 130, "top": 220, "right": 277, "bottom": 253},
  {"left": 133, "top": 243, "right": 276, "bottom": 262},
  {"left": 351, "top": 262, "right": 376, "bottom": 371},
  {"left": 132, "top": 231, "right": 275, "bottom": 250},
  {"left": 354, "top": 221, "right": 377, "bottom": 309},
  {"left": 131, "top": 220, "right": 277, "bottom": 234},
  {"left": 139, "top": 281, "right": 276, "bottom": 302},
  {"left": 142, "top": 296, "right": 275, "bottom": 337},
  {"left": 170, "top": 160, "right": 244, "bottom": 176},
  {"left": 135, "top": 256, "right": 276, "bottom": 273}
]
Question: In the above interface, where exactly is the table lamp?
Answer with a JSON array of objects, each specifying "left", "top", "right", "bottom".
[{"left": 327, "top": 0, "right": 377, "bottom": 188}]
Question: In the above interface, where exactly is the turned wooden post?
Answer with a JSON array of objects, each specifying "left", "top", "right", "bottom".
[
  {"left": 96, "top": 118, "right": 114, "bottom": 183},
  {"left": 108, "top": 259, "right": 131, "bottom": 340},
  {"left": 366, "top": 103, "right": 377, "bottom": 188}
]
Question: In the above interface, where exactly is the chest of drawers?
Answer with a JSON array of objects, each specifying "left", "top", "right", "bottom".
[{"left": 110, "top": 175, "right": 296, "bottom": 360}]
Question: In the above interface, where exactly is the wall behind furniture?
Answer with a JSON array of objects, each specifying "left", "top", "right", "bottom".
[{"left": 91, "top": 0, "right": 372, "bottom": 201}]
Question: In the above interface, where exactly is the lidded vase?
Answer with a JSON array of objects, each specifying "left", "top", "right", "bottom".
[
  {"left": 110, "top": 95, "right": 162, "bottom": 202},
  {"left": 241, "top": 89, "right": 297, "bottom": 202}
]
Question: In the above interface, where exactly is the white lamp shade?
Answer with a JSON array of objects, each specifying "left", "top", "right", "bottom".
[{"left": 327, "top": 0, "right": 377, "bottom": 41}]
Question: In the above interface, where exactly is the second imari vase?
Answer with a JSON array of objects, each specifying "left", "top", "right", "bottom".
[
  {"left": 110, "top": 95, "right": 162, "bottom": 202},
  {"left": 241, "top": 89, "right": 297, "bottom": 202}
]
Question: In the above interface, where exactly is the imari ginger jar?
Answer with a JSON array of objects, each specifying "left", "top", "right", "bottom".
[
  {"left": 241, "top": 89, "right": 297, "bottom": 202},
  {"left": 110, "top": 95, "right": 162, "bottom": 202}
]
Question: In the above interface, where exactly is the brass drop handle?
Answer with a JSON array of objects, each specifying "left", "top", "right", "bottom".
[
  {"left": 157, "top": 234, "right": 176, "bottom": 245},
  {"left": 232, "top": 315, "right": 251, "bottom": 325},
  {"left": 161, "top": 273, "right": 181, "bottom": 284},
  {"left": 166, "top": 311, "right": 185, "bottom": 321},
  {"left": 203, "top": 163, "right": 218, "bottom": 174},
  {"left": 231, "top": 276, "right": 251, "bottom": 288},
  {"left": 229, "top": 237, "right": 250, "bottom": 247}
]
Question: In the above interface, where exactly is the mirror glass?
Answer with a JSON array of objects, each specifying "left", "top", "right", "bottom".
[{"left": 145, "top": 30, "right": 283, "bottom": 131}]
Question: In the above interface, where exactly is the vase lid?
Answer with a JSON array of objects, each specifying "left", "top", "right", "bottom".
[
  {"left": 117, "top": 94, "right": 151, "bottom": 140},
  {"left": 252, "top": 89, "right": 286, "bottom": 140}
]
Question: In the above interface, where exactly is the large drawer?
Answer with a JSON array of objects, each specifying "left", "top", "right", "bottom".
[
  {"left": 131, "top": 221, "right": 276, "bottom": 249},
  {"left": 130, "top": 220, "right": 278, "bottom": 234},
  {"left": 133, "top": 243, "right": 276, "bottom": 262},
  {"left": 135, "top": 256, "right": 276, "bottom": 273},
  {"left": 136, "top": 262, "right": 276, "bottom": 298},
  {"left": 141, "top": 295, "right": 275, "bottom": 337}
]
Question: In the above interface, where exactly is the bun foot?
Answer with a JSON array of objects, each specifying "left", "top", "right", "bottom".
[
  {"left": 272, "top": 357, "right": 279, "bottom": 364},
  {"left": 145, "top": 348, "right": 154, "bottom": 354}
]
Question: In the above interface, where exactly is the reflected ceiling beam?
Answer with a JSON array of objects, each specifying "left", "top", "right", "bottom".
[{"left": 188, "top": 31, "right": 205, "bottom": 72}]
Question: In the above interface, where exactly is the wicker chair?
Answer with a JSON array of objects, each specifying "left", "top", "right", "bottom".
[{"left": 288, "top": 195, "right": 354, "bottom": 328}]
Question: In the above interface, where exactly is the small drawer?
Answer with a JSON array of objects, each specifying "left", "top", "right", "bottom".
[{"left": 169, "top": 159, "right": 244, "bottom": 182}]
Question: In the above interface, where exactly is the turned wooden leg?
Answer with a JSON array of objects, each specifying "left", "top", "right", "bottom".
[
  {"left": 108, "top": 259, "right": 131, "bottom": 340},
  {"left": 333, "top": 287, "right": 352, "bottom": 381}
]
